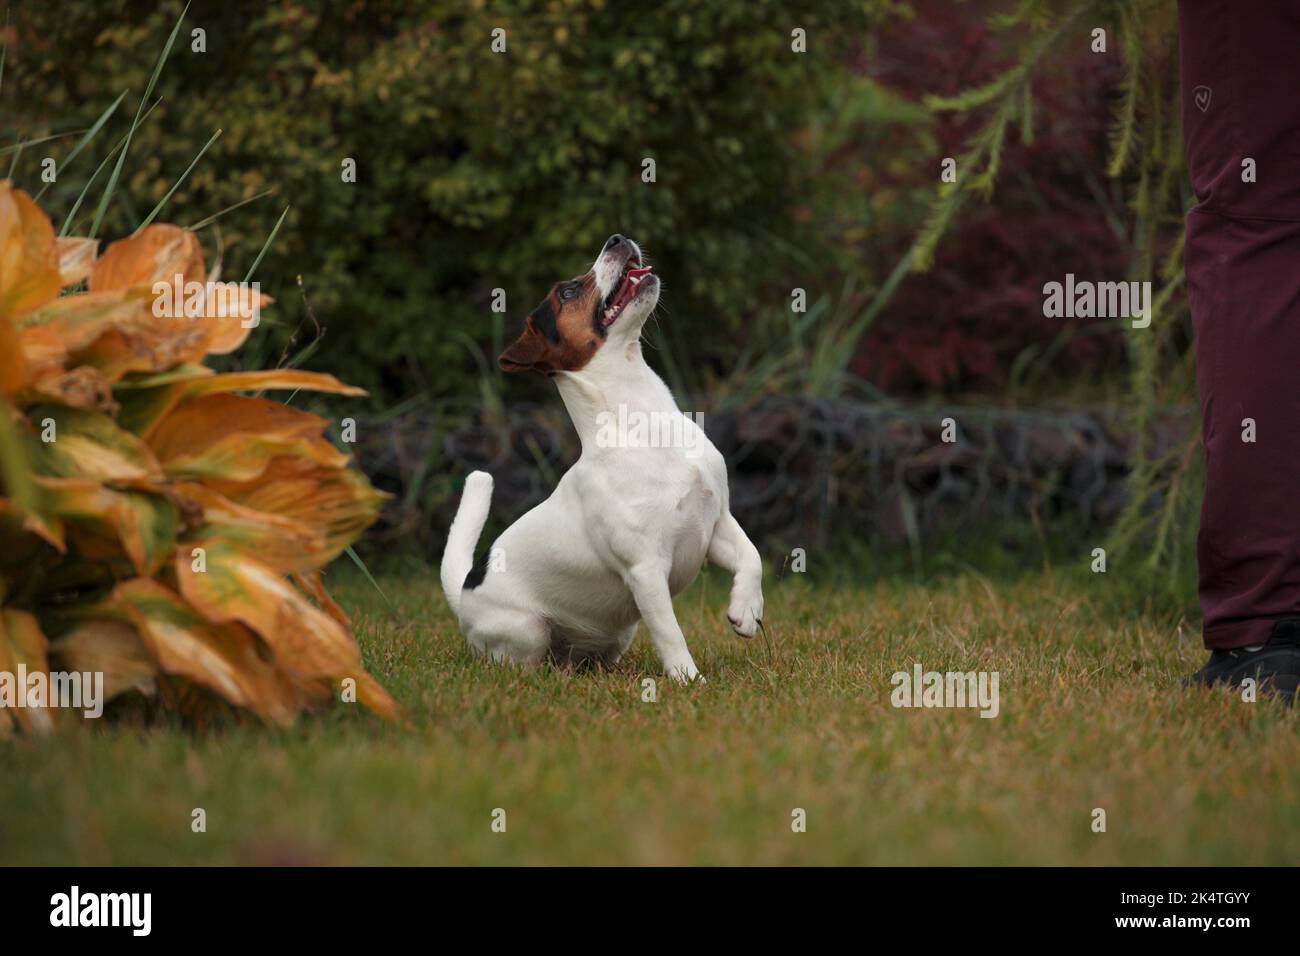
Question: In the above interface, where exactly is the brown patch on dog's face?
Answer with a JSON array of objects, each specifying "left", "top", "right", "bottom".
[{"left": 498, "top": 273, "right": 606, "bottom": 374}]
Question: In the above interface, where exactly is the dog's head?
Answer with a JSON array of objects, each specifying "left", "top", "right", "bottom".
[{"left": 498, "top": 234, "right": 658, "bottom": 374}]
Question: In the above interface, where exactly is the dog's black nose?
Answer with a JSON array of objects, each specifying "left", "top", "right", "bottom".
[{"left": 604, "top": 234, "right": 626, "bottom": 251}]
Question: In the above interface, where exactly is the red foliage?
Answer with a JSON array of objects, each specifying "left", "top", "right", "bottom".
[{"left": 851, "top": 0, "right": 1129, "bottom": 395}]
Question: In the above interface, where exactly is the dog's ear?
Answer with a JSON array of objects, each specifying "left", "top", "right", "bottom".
[{"left": 498, "top": 323, "right": 552, "bottom": 373}]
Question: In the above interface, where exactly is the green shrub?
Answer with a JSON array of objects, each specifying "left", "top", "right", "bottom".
[{"left": 5, "top": 0, "right": 886, "bottom": 403}]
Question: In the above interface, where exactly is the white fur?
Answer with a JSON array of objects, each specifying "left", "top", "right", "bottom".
[
  {"left": 440, "top": 470, "right": 493, "bottom": 615},
  {"left": 440, "top": 240, "right": 764, "bottom": 682}
]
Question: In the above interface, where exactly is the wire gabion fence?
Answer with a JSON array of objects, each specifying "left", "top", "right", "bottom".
[{"left": 352, "top": 394, "right": 1197, "bottom": 559}]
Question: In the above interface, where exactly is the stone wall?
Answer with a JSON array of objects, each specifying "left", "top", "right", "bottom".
[{"left": 353, "top": 396, "right": 1196, "bottom": 554}]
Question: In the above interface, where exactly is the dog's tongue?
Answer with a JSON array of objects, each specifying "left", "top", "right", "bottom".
[{"left": 611, "top": 265, "right": 652, "bottom": 311}]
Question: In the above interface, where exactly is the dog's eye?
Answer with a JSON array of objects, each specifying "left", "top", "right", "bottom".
[{"left": 560, "top": 286, "right": 577, "bottom": 301}]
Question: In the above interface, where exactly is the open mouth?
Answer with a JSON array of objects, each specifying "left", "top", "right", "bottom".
[{"left": 602, "top": 254, "right": 653, "bottom": 328}]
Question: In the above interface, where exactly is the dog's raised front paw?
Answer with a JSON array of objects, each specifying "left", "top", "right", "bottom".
[{"left": 727, "top": 594, "right": 764, "bottom": 639}]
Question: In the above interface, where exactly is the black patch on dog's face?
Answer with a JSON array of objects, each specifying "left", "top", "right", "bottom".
[
  {"left": 589, "top": 289, "right": 606, "bottom": 336},
  {"left": 530, "top": 299, "right": 561, "bottom": 345},
  {"left": 498, "top": 273, "right": 606, "bottom": 374}
]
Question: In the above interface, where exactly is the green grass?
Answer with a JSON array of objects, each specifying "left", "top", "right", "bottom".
[{"left": 1, "top": 559, "right": 1297, "bottom": 865}]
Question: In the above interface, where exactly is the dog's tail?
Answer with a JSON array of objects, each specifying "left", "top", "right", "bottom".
[{"left": 441, "top": 470, "right": 493, "bottom": 616}]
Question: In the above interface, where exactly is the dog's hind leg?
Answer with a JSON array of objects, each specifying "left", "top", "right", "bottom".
[
  {"left": 707, "top": 512, "right": 764, "bottom": 638},
  {"left": 463, "top": 606, "right": 551, "bottom": 667},
  {"left": 625, "top": 563, "right": 700, "bottom": 683},
  {"left": 613, "top": 622, "right": 637, "bottom": 661}
]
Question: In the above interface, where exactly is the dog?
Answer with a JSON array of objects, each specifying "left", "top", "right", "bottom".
[{"left": 440, "top": 234, "right": 764, "bottom": 682}]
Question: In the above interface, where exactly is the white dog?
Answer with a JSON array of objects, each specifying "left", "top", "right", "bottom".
[{"left": 440, "top": 235, "right": 764, "bottom": 682}]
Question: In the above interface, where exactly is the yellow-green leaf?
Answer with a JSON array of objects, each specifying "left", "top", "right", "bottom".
[
  {"left": 208, "top": 460, "right": 387, "bottom": 568},
  {"left": 55, "top": 236, "right": 99, "bottom": 287},
  {"left": 31, "top": 405, "right": 165, "bottom": 482},
  {"left": 50, "top": 619, "right": 157, "bottom": 702},
  {"left": 147, "top": 393, "right": 348, "bottom": 482},
  {"left": 175, "top": 541, "right": 398, "bottom": 719},
  {"left": 180, "top": 369, "right": 365, "bottom": 399},
  {"left": 176, "top": 540, "right": 360, "bottom": 676},
  {"left": 36, "top": 477, "right": 178, "bottom": 575},
  {"left": 0, "top": 181, "right": 61, "bottom": 319},
  {"left": 0, "top": 608, "right": 57, "bottom": 733},
  {"left": 105, "top": 578, "right": 298, "bottom": 725},
  {"left": 173, "top": 481, "right": 326, "bottom": 572}
]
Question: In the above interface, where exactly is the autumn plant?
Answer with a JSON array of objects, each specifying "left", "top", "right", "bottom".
[{"left": 0, "top": 180, "right": 397, "bottom": 732}]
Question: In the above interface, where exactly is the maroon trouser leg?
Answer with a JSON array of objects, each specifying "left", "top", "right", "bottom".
[{"left": 1180, "top": 1, "right": 1300, "bottom": 649}]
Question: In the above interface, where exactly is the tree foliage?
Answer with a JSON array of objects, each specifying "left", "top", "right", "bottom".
[
  {"left": 906, "top": 0, "right": 1195, "bottom": 603},
  {"left": 4, "top": 0, "right": 885, "bottom": 402}
]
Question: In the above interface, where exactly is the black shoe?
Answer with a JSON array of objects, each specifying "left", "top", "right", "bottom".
[{"left": 1184, "top": 619, "right": 1300, "bottom": 700}]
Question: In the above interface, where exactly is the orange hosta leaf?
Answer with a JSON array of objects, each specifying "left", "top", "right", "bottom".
[
  {"left": 56, "top": 237, "right": 99, "bottom": 287},
  {"left": 147, "top": 393, "right": 348, "bottom": 482},
  {"left": 120, "top": 369, "right": 362, "bottom": 440},
  {"left": 181, "top": 369, "right": 365, "bottom": 400},
  {"left": 18, "top": 286, "right": 160, "bottom": 374},
  {"left": 172, "top": 481, "right": 326, "bottom": 572},
  {"left": 0, "top": 318, "right": 26, "bottom": 396},
  {"left": 1, "top": 189, "right": 391, "bottom": 729},
  {"left": 351, "top": 671, "right": 400, "bottom": 721},
  {"left": 81, "top": 328, "right": 209, "bottom": 383},
  {"left": 0, "top": 397, "right": 42, "bottom": 513},
  {"left": 176, "top": 541, "right": 360, "bottom": 677},
  {"left": 114, "top": 376, "right": 206, "bottom": 438},
  {"left": 287, "top": 574, "right": 395, "bottom": 721},
  {"left": 138, "top": 276, "right": 271, "bottom": 358},
  {"left": 209, "top": 460, "right": 386, "bottom": 569},
  {"left": 176, "top": 541, "right": 397, "bottom": 718},
  {"left": 293, "top": 569, "right": 351, "bottom": 630},
  {"left": 114, "top": 363, "right": 214, "bottom": 390},
  {"left": 44, "top": 226, "right": 266, "bottom": 366},
  {"left": 15, "top": 229, "right": 216, "bottom": 384},
  {"left": 23, "top": 364, "right": 118, "bottom": 413},
  {"left": 50, "top": 619, "right": 157, "bottom": 702},
  {"left": 104, "top": 578, "right": 297, "bottom": 725},
  {"left": 0, "top": 181, "right": 61, "bottom": 318},
  {"left": 14, "top": 323, "right": 66, "bottom": 380},
  {"left": 89, "top": 223, "right": 204, "bottom": 293},
  {"left": 36, "top": 476, "right": 178, "bottom": 575},
  {"left": 18, "top": 285, "right": 151, "bottom": 341},
  {"left": 0, "top": 608, "right": 56, "bottom": 733},
  {"left": 88, "top": 227, "right": 258, "bottom": 361},
  {"left": 32, "top": 406, "right": 164, "bottom": 483},
  {"left": 0, "top": 403, "right": 65, "bottom": 594},
  {"left": 0, "top": 496, "right": 66, "bottom": 553},
  {"left": 193, "top": 282, "right": 272, "bottom": 355}
]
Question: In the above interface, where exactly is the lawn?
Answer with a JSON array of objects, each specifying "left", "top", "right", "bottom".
[{"left": 1, "top": 558, "right": 1297, "bottom": 866}]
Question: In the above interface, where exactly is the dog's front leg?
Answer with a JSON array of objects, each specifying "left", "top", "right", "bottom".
[
  {"left": 626, "top": 563, "right": 700, "bottom": 683},
  {"left": 708, "top": 512, "right": 764, "bottom": 638}
]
